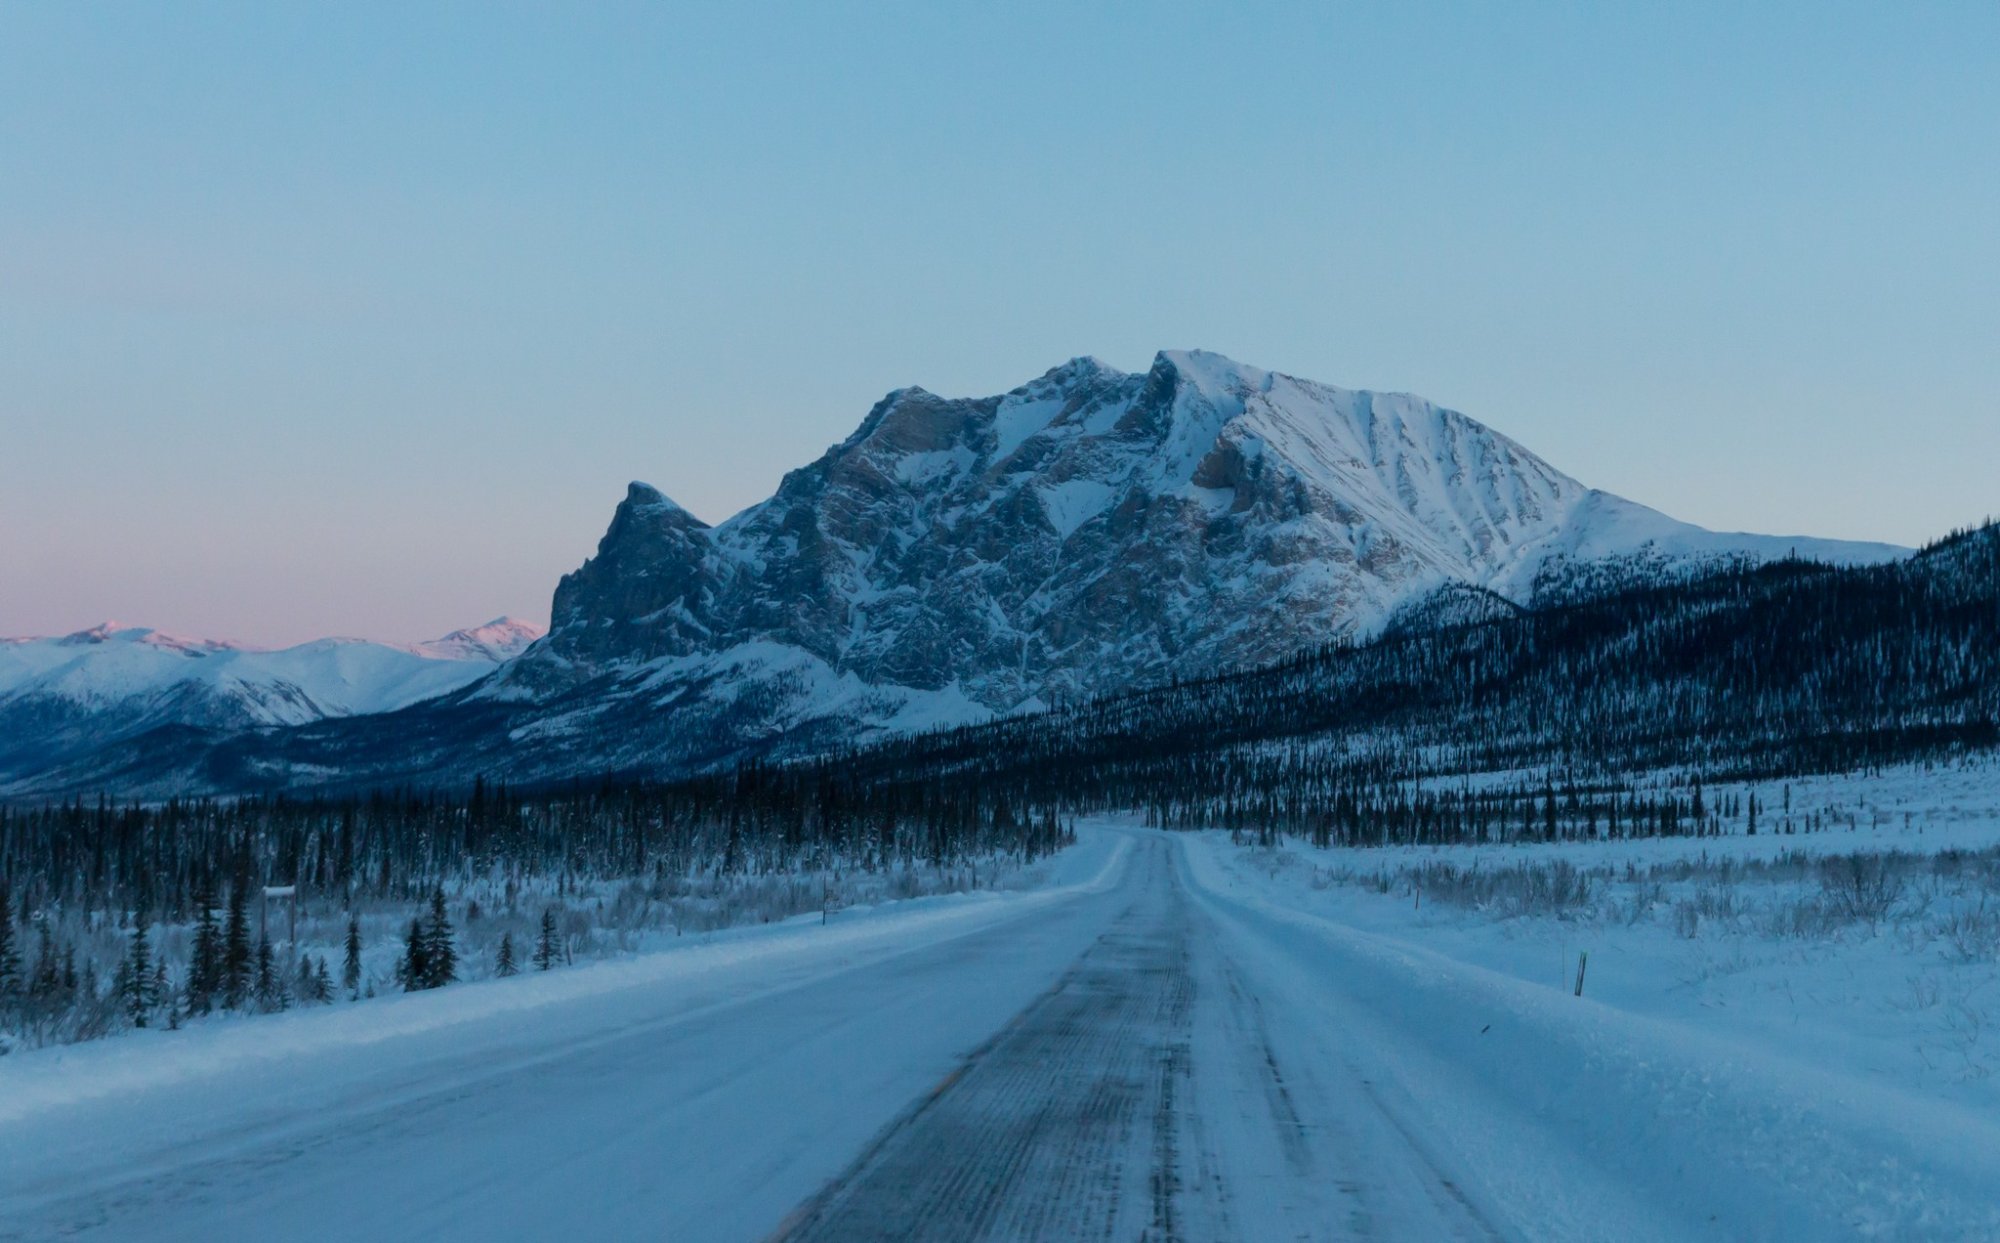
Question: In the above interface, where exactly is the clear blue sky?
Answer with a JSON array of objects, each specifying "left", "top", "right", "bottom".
[{"left": 4, "top": 2, "right": 1996, "bottom": 645}]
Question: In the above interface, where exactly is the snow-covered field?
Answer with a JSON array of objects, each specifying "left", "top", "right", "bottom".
[
  {"left": 1207, "top": 760, "right": 2000, "bottom": 1099},
  {"left": 1182, "top": 760, "right": 2000, "bottom": 1238},
  {"left": 10, "top": 778, "right": 2000, "bottom": 1241}
]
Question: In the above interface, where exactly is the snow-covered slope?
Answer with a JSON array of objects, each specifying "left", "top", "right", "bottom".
[
  {"left": 1, "top": 350, "right": 1906, "bottom": 795},
  {"left": 489, "top": 350, "right": 1901, "bottom": 762},
  {"left": 409, "top": 617, "right": 547, "bottom": 663},
  {"left": 0, "top": 619, "right": 542, "bottom": 782}
]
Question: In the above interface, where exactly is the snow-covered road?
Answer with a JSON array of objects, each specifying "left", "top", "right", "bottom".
[
  {"left": 6, "top": 826, "right": 1998, "bottom": 1241},
  {"left": 779, "top": 836, "right": 1493, "bottom": 1241}
]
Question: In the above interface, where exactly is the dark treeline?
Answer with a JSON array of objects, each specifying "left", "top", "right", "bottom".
[
  {"left": 0, "top": 764, "right": 1068, "bottom": 925},
  {"left": 826, "top": 521, "right": 2000, "bottom": 839}
]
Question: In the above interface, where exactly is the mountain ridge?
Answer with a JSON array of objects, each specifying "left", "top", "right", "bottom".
[
  {"left": 0, "top": 617, "right": 544, "bottom": 787},
  {"left": 0, "top": 350, "right": 1906, "bottom": 796},
  {"left": 500, "top": 348, "right": 1899, "bottom": 712}
]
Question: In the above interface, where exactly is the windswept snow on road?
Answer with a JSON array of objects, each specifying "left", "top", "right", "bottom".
[{"left": 778, "top": 839, "right": 1496, "bottom": 1242}]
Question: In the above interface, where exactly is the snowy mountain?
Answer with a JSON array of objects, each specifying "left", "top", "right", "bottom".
[
  {"left": 410, "top": 617, "right": 548, "bottom": 663},
  {"left": 0, "top": 619, "right": 542, "bottom": 784},
  {"left": 483, "top": 350, "right": 1901, "bottom": 761},
  {"left": 0, "top": 350, "right": 1906, "bottom": 795}
]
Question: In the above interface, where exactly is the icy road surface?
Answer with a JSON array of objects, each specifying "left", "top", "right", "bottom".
[{"left": 5, "top": 827, "right": 1997, "bottom": 1241}]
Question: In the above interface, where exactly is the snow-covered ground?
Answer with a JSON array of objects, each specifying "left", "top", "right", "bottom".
[
  {"left": 0, "top": 833, "right": 1128, "bottom": 1240},
  {"left": 1205, "top": 760, "right": 2000, "bottom": 1099},
  {"left": 1184, "top": 760, "right": 2000, "bottom": 1239},
  {"left": 10, "top": 794, "right": 2000, "bottom": 1241}
]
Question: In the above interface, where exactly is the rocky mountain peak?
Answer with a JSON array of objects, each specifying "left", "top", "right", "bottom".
[
  {"left": 512, "top": 350, "right": 1905, "bottom": 731},
  {"left": 544, "top": 481, "right": 722, "bottom": 668}
]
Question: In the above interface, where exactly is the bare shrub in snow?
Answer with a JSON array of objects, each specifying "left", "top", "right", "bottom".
[
  {"left": 1400, "top": 860, "right": 1596, "bottom": 920},
  {"left": 1672, "top": 900, "right": 1702, "bottom": 940},
  {"left": 1939, "top": 901, "right": 2000, "bottom": 963},
  {"left": 1819, "top": 854, "right": 1906, "bottom": 932},
  {"left": 1518, "top": 861, "right": 1593, "bottom": 918},
  {"left": 1762, "top": 894, "right": 1842, "bottom": 941}
]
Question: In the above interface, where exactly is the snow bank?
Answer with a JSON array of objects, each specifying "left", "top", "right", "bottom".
[
  {"left": 1182, "top": 816, "right": 2000, "bottom": 1240},
  {"left": 0, "top": 832, "right": 1129, "bottom": 1130}
]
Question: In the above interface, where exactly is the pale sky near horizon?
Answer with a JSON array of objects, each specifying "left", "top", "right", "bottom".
[{"left": 4, "top": 2, "right": 1997, "bottom": 646}]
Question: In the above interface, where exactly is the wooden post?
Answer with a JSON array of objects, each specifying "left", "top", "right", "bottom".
[{"left": 1574, "top": 950, "right": 1589, "bottom": 997}]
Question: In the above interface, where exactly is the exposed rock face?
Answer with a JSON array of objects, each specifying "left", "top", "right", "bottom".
[
  {"left": 541, "top": 484, "right": 721, "bottom": 671},
  {"left": 508, "top": 349, "right": 1901, "bottom": 726}
]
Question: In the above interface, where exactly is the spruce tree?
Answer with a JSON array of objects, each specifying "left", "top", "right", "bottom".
[
  {"left": 399, "top": 918, "right": 429, "bottom": 992},
  {"left": 30, "top": 924, "right": 60, "bottom": 1001},
  {"left": 187, "top": 882, "right": 221, "bottom": 1014},
  {"left": 495, "top": 931, "right": 518, "bottom": 978},
  {"left": 221, "top": 882, "right": 252, "bottom": 1010},
  {"left": 422, "top": 889, "right": 456, "bottom": 989},
  {"left": 341, "top": 914, "right": 363, "bottom": 998},
  {"left": 254, "top": 933, "right": 282, "bottom": 1011},
  {"left": 0, "top": 881, "right": 19, "bottom": 1006},
  {"left": 112, "top": 952, "right": 135, "bottom": 1028},
  {"left": 123, "top": 915, "right": 154, "bottom": 1028},
  {"left": 534, "top": 907, "right": 560, "bottom": 972}
]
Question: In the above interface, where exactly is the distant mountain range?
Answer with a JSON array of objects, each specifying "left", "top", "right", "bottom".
[
  {"left": 1, "top": 351, "right": 1905, "bottom": 797},
  {"left": 0, "top": 619, "right": 542, "bottom": 788}
]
